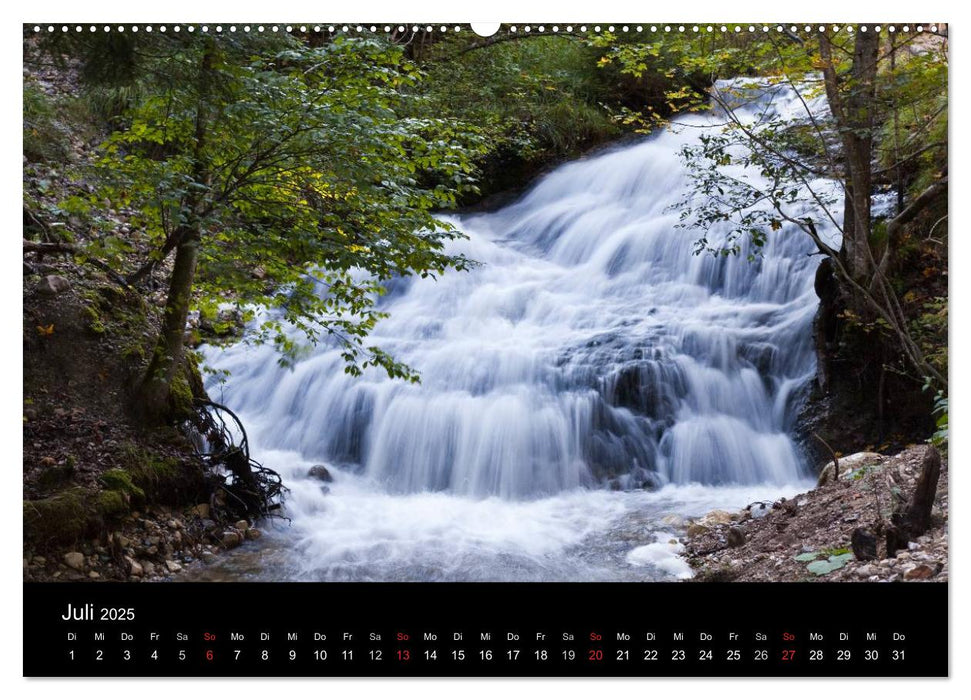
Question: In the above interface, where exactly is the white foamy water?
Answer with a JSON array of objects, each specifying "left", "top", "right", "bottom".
[{"left": 195, "top": 79, "right": 835, "bottom": 582}]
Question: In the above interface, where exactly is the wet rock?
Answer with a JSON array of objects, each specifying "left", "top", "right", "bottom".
[
  {"left": 221, "top": 531, "right": 243, "bottom": 549},
  {"left": 165, "top": 560, "right": 182, "bottom": 573},
  {"left": 661, "top": 514, "right": 686, "bottom": 528},
  {"left": 191, "top": 503, "right": 210, "bottom": 519},
  {"left": 63, "top": 552, "right": 85, "bottom": 571},
  {"left": 233, "top": 520, "right": 249, "bottom": 532},
  {"left": 88, "top": 571, "right": 101, "bottom": 579},
  {"left": 308, "top": 465, "right": 334, "bottom": 482},
  {"left": 246, "top": 528, "right": 262, "bottom": 540},
  {"left": 686, "top": 523, "right": 709, "bottom": 538},
  {"left": 748, "top": 503, "right": 771, "bottom": 519},
  {"left": 701, "top": 510, "right": 733, "bottom": 526},
  {"left": 36, "top": 274, "right": 71, "bottom": 296}
]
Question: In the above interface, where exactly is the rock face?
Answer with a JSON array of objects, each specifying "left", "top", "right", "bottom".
[
  {"left": 308, "top": 465, "right": 333, "bottom": 482},
  {"left": 36, "top": 274, "right": 71, "bottom": 296}
]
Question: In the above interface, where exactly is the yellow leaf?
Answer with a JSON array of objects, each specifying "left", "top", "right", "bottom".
[{"left": 36, "top": 324, "right": 54, "bottom": 337}]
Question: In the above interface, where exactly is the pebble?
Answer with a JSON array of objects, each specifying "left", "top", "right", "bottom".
[
  {"left": 126, "top": 558, "right": 143, "bottom": 577},
  {"left": 63, "top": 552, "right": 85, "bottom": 571},
  {"left": 221, "top": 531, "right": 243, "bottom": 549},
  {"left": 36, "top": 274, "right": 71, "bottom": 296},
  {"left": 903, "top": 564, "right": 936, "bottom": 580},
  {"left": 165, "top": 560, "right": 182, "bottom": 573}
]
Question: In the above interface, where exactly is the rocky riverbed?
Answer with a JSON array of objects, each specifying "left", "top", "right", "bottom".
[
  {"left": 23, "top": 502, "right": 263, "bottom": 582},
  {"left": 681, "top": 445, "right": 948, "bottom": 582}
]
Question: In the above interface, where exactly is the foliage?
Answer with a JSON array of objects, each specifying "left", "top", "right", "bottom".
[
  {"left": 924, "top": 382, "right": 948, "bottom": 449},
  {"left": 795, "top": 548, "right": 854, "bottom": 575},
  {"left": 23, "top": 81, "right": 73, "bottom": 163},
  {"left": 806, "top": 551, "right": 854, "bottom": 576},
  {"left": 80, "top": 33, "right": 488, "bottom": 380},
  {"left": 595, "top": 28, "right": 948, "bottom": 392},
  {"left": 415, "top": 35, "right": 620, "bottom": 194}
]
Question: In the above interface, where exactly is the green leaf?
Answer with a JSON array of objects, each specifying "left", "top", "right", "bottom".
[{"left": 806, "top": 552, "right": 854, "bottom": 576}]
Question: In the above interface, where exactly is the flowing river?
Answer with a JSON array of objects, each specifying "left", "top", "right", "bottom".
[{"left": 189, "top": 80, "right": 839, "bottom": 582}]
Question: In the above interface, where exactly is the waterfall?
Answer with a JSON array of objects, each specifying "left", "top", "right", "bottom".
[
  {"left": 205, "top": 79, "right": 839, "bottom": 501},
  {"left": 194, "top": 78, "right": 839, "bottom": 581}
]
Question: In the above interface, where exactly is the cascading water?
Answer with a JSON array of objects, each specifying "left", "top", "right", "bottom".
[{"left": 193, "top": 79, "right": 840, "bottom": 582}]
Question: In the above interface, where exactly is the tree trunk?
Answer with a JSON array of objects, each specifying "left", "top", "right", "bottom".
[
  {"left": 135, "top": 39, "right": 215, "bottom": 423},
  {"left": 886, "top": 446, "right": 941, "bottom": 556},
  {"left": 137, "top": 224, "right": 202, "bottom": 421},
  {"left": 819, "top": 30, "right": 880, "bottom": 284}
]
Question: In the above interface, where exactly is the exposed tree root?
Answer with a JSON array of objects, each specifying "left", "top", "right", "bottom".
[{"left": 185, "top": 400, "right": 288, "bottom": 524}]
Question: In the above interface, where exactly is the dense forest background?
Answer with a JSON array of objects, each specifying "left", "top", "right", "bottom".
[{"left": 23, "top": 25, "right": 947, "bottom": 579}]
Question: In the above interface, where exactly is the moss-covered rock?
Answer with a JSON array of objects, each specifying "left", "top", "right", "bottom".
[
  {"left": 99, "top": 468, "right": 146, "bottom": 505},
  {"left": 96, "top": 489, "right": 129, "bottom": 518},
  {"left": 118, "top": 440, "right": 206, "bottom": 505},
  {"left": 23, "top": 487, "right": 92, "bottom": 547}
]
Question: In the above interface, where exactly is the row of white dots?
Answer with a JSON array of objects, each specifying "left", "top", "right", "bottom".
[{"left": 30, "top": 24, "right": 936, "bottom": 34}]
